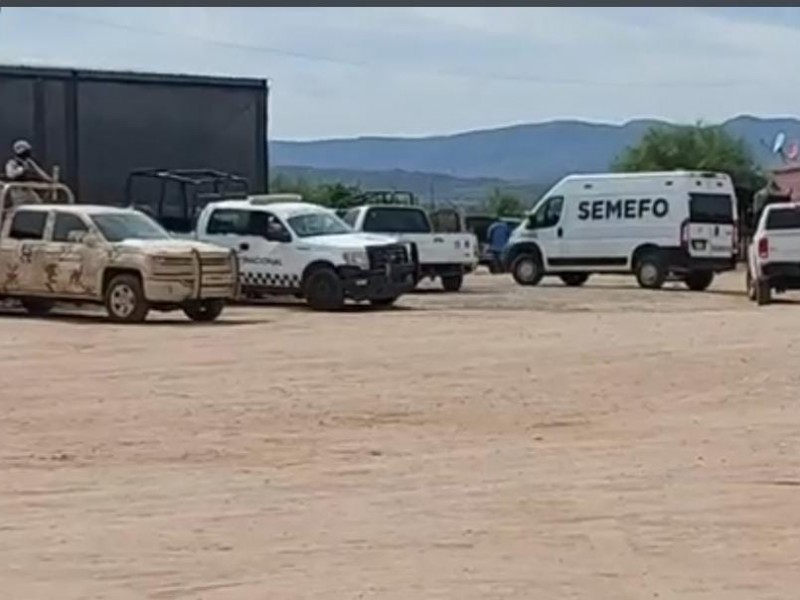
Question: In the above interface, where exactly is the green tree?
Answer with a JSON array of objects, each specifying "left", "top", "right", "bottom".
[
  {"left": 269, "top": 176, "right": 361, "bottom": 208},
  {"left": 613, "top": 122, "right": 764, "bottom": 190},
  {"left": 486, "top": 188, "right": 524, "bottom": 217}
]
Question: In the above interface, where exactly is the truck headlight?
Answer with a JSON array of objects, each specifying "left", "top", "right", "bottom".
[{"left": 343, "top": 250, "right": 370, "bottom": 270}]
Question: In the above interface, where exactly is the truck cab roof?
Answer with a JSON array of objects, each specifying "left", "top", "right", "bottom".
[
  {"left": 12, "top": 204, "right": 138, "bottom": 216},
  {"left": 203, "top": 199, "right": 332, "bottom": 220}
]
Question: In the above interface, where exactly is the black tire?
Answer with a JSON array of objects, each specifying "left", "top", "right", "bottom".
[
  {"left": 183, "top": 299, "right": 225, "bottom": 322},
  {"left": 559, "top": 273, "right": 590, "bottom": 287},
  {"left": 304, "top": 267, "right": 345, "bottom": 311},
  {"left": 684, "top": 270, "right": 715, "bottom": 292},
  {"left": 370, "top": 296, "right": 398, "bottom": 308},
  {"left": 635, "top": 252, "right": 667, "bottom": 290},
  {"left": 20, "top": 297, "right": 55, "bottom": 316},
  {"left": 511, "top": 254, "right": 544, "bottom": 286},
  {"left": 104, "top": 274, "right": 149, "bottom": 323},
  {"left": 441, "top": 274, "right": 464, "bottom": 292},
  {"left": 756, "top": 278, "right": 771, "bottom": 306}
]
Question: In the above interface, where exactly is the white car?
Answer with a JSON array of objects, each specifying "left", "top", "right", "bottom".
[
  {"left": 341, "top": 204, "right": 478, "bottom": 291},
  {"left": 192, "top": 197, "right": 418, "bottom": 310},
  {"left": 503, "top": 170, "right": 738, "bottom": 291},
  {"left": 747, "top": 202, "right": 800, "bottom": 305}
]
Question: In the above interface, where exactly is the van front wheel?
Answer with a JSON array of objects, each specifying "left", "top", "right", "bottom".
[
  {"left": 635, "top": 253, "right": 666, "bottom": 290},
  {"left": 684, "top": 270, "right": 714, "bottom": 292},
  {"left": 511, "top": 255, "right": 543, "bottom": 286}
]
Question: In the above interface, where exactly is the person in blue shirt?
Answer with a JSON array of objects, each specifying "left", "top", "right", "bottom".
[{"left": 485, "top": 219, "right": 512, "bottom": 273}]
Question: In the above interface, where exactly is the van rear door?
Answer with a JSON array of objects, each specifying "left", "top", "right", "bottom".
[{"left": 686, "top": 192, "right": 736, "bottom": 259}]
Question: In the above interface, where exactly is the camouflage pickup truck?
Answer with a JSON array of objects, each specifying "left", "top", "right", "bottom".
[{"left": 0, "top": 184, "right": 238, "bottom": 323}]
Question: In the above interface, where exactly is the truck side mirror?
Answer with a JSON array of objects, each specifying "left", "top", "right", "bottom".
[{"left": 265, "top": 224, "right": 291, "bottom": 243}]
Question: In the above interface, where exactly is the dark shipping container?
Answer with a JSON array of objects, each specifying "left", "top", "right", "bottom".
[{"left": 0, "top": 65, "right": 269, "bottom": 206}]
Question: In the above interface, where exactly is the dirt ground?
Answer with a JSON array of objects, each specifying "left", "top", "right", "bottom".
[{"left": 2, "top": 269, "right": 800, "bottom": 599}]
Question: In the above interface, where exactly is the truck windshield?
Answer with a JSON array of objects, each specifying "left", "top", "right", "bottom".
[
  {"left": 287, "top": 212, "right": 351, "bottom": 238},
  {"left": 92, "top": 212, "right": 171, "bottom": 242},
  {"left": 363, "top": 207, "right": 431, "bottom": 233},
  {"left": 689, "top": 193, "right": 734, "bottom": 224}
]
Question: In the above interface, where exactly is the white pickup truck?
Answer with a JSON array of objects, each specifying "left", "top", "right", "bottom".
[
  {"left": 747, "top": 202, "right": 800, "bottom": 305},
  {"left": 190, "top": 196, "right": 418, "bottom": 311},
  {"left": 341, "top": 205, "right": 478, "bottom": 291}
]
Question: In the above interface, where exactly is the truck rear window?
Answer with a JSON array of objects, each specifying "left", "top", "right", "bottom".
[
  {"left": 363, "top": 208, "right": 431, "bottom": 234},
  {"left": 766, "top": 207, "right": 800, "bottom": 230},
  {"left": 689, "top": 193, "right": 734, "bottom": 224}
]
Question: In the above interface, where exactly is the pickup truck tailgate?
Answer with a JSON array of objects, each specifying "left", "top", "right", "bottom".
[
  {"left": 393, "top": 233, "right": 477, "bottom": 265},
  {"left": 765, "top": 229, "right": 800, "bottom": 263}
]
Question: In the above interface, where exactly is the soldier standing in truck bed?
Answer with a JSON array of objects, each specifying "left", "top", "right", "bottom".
[{"left": 3, "top": 140, "right": 53, "bottom": 209}]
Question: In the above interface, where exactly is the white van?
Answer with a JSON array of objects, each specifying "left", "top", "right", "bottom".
[{"left": 503, "top": 171, "right": 738, "bottom": 290}]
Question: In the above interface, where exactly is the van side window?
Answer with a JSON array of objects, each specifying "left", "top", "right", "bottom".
[
  {"left": 9, "top": 211, "right": 47, "bottom": 240},
  {"left": 206, "top": 209, "right": 251, "bottom": 235},
  {"left": 527, "top": 196, "right": 563, "bottom": 229}
]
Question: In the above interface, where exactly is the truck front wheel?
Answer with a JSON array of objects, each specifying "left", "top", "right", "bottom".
[
  {"left": 105, "top": 274, "right": 149, "bottom": 323},
  {"left": 183, "top": 299, "right": 225, "bottom": 322},
  {"left": 441, "top": 274, "right": 463, "bottom": 292},
  {"left": 304, "top": 268, "right": 345, "bottom": 311}
]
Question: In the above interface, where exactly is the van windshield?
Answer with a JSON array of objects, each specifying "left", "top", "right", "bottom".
[{"left": 689, "top": 193, "right": 734, "bottom": 224}]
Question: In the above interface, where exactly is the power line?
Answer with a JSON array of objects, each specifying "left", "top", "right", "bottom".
[{"left": 18, "top": 7, "right": 770, "bottom": 90}]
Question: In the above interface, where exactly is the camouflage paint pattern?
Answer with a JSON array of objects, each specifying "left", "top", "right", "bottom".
[{"left": 0, "top": 207, "right": 236, "bottom": 303}]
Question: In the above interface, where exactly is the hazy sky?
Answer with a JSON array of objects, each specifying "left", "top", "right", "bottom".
[{"left": 1, "top": 7, "right": 798, "bottom": 140}]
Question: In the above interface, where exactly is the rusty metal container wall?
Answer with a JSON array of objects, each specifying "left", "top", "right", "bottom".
[{"left": 0, "top": 65, "right": 268, "bottom": 206}]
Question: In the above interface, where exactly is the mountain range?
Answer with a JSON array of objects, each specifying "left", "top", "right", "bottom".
[{"left": 271, "top": 115, "right": 800, "bottom": 203}]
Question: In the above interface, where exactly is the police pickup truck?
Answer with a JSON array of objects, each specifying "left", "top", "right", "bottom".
[
  {"left": 0, "top": 181, "right": 238, "bottom": 322},
  {"left": 341, "top": 205, "right": 478, "bottom": 291},
  {"left": 504, "top": 171, "right": 738, "bottom": 290},
  {"left": 191, "top": 196, "right": 418, "bottom": 310},
  {"left": 747, "top": 202, "right": 800, "bottom": 305}
]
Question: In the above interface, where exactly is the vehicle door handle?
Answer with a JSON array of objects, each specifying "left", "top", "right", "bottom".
[
  {"left": 557, "top": 227, "right": 563, "bottom": 238},
  {"left": 433, "top": 237, "right": 444, "bottom": 243},
  {"left": 239, "top": 243, "right": 250, "bottom": 251}
]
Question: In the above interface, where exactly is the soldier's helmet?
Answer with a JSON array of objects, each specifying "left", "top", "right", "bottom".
[{"left": 12, "top": 139, "right": 32, "bottom": 156}]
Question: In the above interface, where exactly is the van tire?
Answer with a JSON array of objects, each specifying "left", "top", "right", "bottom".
[
  {"left": 684, "top": 270, "right": 714, "bottom": 292},
  {"left": 441, "top": 274, "right": 463, "bottom": 292},
  {"left": 104, "top": 274, "right": 149, "bottom": 323},
  {"left": 183, "top": 299, "right": 225, "bottom": 322},
  {"left": 560, "top": 273, "right": 589, "bottom": 287},
  {"left": 304, "top": 267, "right": 345, "bottom": 311},
  {"left": 635, "top": 253, "right": 666, "bottom": 290},
  {"left": 511, "top": 254, "right": 543, "bottom": 286},
  {"left": 20, "top": 297, "right": 55, "bottom": 316},
  {"left": 756, "top": 278, "right": 771, "bottom": 306}
]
